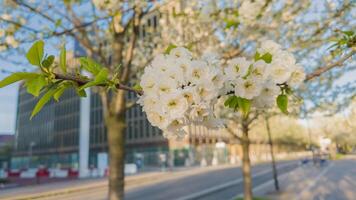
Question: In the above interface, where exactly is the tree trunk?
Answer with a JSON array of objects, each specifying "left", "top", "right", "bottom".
[
  {"left": 265, "top": 116, "right": 279, "bottom": 191},
  {"left": 241, "top": 123, "right": 253, "bottom": 200},
  {"left": 106, "top": 114, "right": 126, "bottom": 200}
]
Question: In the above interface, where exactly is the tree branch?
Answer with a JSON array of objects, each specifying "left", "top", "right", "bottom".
[
  {"left": 121, "top": 8, "right": 141, "bottom": 82},
  {"left": 53, "top": 73, "right": 143, "bottom": 95},
  {"left": 225, "top": 125, "right": 242, "bottom": 141},
  {"left": 305, "top": 50, "right": 355, "bottom": 82}
]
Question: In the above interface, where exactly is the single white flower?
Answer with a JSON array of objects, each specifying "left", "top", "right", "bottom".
[
  {"left": 162, "top": 92, "right": 189, "bottom": 119},
  {"left": 259, "top": 40, "right": 282, "bottom": 55},
  {"left": 140, "top": 72, "right": 158, "bottom": 94},
  {"left": 239, "top": 0, "right": 264, "bottom": 24},
  {"left": 268, "top": 59, "right": 292, "bottom": 84},
  {"left": 170, "top": 47, "right": 192, "bottom": 59},
  {"left": 146, "top": 110, "right": 170, "bottom": 129},
  {"left": 151, "top": 54, "right": 169, "bottom": 72},
  {"left": 190, "top": 103, "right": 212, "bottom": 122},
  {"left": 287, "top": 64, "right": 306, "bottom": 87},
  {"left": 250, "top": 60, "right": 270, "bottom": 81},
  {"left": 166, "top": 118, "right": 186, "bottom": 133},
  {"left": 180, "top": 87, "right": 195, "bottom": 105},
  {"left": 188, "top": 60, "right": 208, "bottom": 84},
  {"left": 175, "top": 57, "right": 193, "bottom": 78},
  {"left": 224, "top": 57, "right": 251, "bottom": 80},
  {"left": 156, "top": 77, "right": 177, "bottom": 95},
  {"left": 235, "top": 78, "right": 262, "bottom": 99}
]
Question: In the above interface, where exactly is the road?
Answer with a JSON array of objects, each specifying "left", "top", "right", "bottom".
[{"left": 2, "top": 160, "right": 298, "bottom": 200}]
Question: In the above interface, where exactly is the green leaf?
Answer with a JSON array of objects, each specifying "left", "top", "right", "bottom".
[
  {"left": 224, "top": 19, "right": 239, "bottom": 29},
  {"left": 26, "top": 40, "right": 44, "bottom": 67},
  {"left": 277, "top": 94, "right": 288, "bottom": 114},
  {"left": 76, "top": 88, "right": 87, "bottom": 97},
  {"left": 60, "top": 46, "right": 67, "bottom": 73},
  {"left": 224, "top": 96, "right": 235, "bottom": 107},
  {"left": 237, "top": 97, "right": 251, "bottom": 117},
  {"left": 79, "top": 68, "right": 108, "bottom": 91},
  {"left": 0, "top": 72, "right": 39, "bottom": 88},
  {"left": 79, "top": 57, "right": 102, "bottom": 75},
  {"left": 260, "top": 52, "right": 272, "bottom": 63},
  {"left": 230, "top": 97, "right": 239, "bottom": 110},
  {"left": 164, "top": 44, "right": 177, "bottom": 54},
  {"left": 342, "top": 30, "right": 354, "bottom": 37},
  {"left": 254, "top": 52, "right": 260, "bottom": 61},
  {"left": 94, "top": 68, "right": 108, "bottom": 83},
  {"left": 54, "top": 83, "right": 71, "bottom": 101},
  {"left": 31, "top": 87, "right": 58, "bottom": 119},
  {"left": 41, "top": 55, "right": 55, "bottom": 68},
  {"left": 26, "top": 75, "right": 47, "bottom": 97},
  {"left": 133, "top": 83, "right": 142, "bottom": 91}
]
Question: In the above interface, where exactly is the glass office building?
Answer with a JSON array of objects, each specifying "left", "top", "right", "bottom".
[{"left": 12, "top": 85, "right": 168, "bottom": 169}]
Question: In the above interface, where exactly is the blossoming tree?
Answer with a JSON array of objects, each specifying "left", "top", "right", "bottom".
[{"left": 0, "top": 1, "right": 355, "bottom": 200}]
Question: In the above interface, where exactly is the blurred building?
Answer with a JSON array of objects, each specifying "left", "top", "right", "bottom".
[
  {"left": 11, "top": 1, "right": 231, "bottom": 174},
  {"left": 0, "top": 133, "right": 14, "bottom": 169}
]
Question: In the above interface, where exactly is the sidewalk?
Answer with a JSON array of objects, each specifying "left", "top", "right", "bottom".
[
  {"left": 0, "top": 164, "right": 236, "bottom": 200},
  {"left": 254, "top": 155, "right": 356, "bottom": 200}
]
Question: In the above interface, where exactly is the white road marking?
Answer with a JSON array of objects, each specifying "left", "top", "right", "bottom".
[{"left": 177, "top": 162, "right": 296, "bottom": 200}]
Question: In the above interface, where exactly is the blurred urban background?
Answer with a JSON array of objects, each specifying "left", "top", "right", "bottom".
[{"left": 0, "top": 0, "right": 355, "bottom": 200}]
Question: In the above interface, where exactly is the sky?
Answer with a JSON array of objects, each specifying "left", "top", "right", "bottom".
[{"left": 0, "top": 83, "right": 18, "bottom": 133}]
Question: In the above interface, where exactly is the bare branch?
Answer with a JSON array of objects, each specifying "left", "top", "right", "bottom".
[
  {"left": 121, "top": 8, "right": 142, "bottom": 82},
  {"left": 305, "top": 50, "right": 355, "bottom": 82},
  {"left": 225, "top": 125, "right": 242, "bottom": 141}
]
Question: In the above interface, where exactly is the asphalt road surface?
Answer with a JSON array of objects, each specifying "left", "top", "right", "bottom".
[{"left": 27, "top": 160, "right": 298, "bottom": 200}]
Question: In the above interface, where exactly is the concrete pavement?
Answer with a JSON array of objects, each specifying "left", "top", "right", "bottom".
[{"left": 254, "top": 155, "right": 356, "bottom": 200}]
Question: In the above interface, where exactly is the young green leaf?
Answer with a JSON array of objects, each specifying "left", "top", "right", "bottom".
[
  {"left": 79, "top": 57, "right": 102, "bottom": 75},
  {"left": 230, "top": 96, "right": 239, "bottom": 110},
  {"left": 260, "top": 52, "right": 272, "bottom": 63},
  {"left": 41, "top": 55, "right": 55, "bottom": 68},
  {"left": 0, "top": 72, "right": 39, "bottom": 88},
  {"left": 277, "top": 94, "right": 288, "bottom": 114},
  {"left": 53, "top": 84, "right": 71, "bottom": 101},
  {"left": 164, "top": 44, "right": 177, "bottom": 54},
  {"left": 26, "top": 75, "right": 47, "bottom": 97},
  {"left": 342, "top": 30, "right": 354, "bottom": 37},
  {"left": 76, "top": 88, "right": 87, "bottom": 97},
  {"left": 237, "top": 97, "right": 251, "bottom": 117},
  {"left": 26, "top": 40, "right": 44, "bottom": 67},
  {"left": 60, "top": 46, "right": 67, "bottom": 73},
  {"left": 254, "top": 51, "right": 260, "bottom": 61},
  {"left": 224, "top": 95, "right": 235, "bottom": 107},
  {"left": 133, "top": 83, "right": 142, "bottom": 91},
  {"left": 79, "top": 68, "right": 108, "bottom": 90},
  {"left": 31, "top": 87, "right": 59, "bottom": 119}
]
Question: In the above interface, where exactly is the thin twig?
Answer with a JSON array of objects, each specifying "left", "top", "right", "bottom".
[{"left": 305, "top": 50, "right": 355, "bottom": 82}]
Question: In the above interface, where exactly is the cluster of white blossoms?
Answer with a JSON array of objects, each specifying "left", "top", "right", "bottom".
[
  {"left": 139, "top": 41, "right": 305, "bottom": 139},
  {"left": 238, "top": 0, "right": 265, "bottom": 24},
  {"left": 223, "top": 40, "right": 305, "bottom": 109},
  {"left": 138, "top": 47, "right": 225, "bottom": 139}
]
